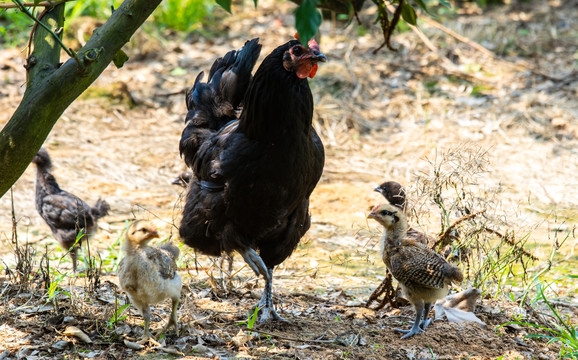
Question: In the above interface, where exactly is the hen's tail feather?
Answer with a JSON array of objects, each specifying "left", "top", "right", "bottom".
[
  {"left": 179, "top": 38, "right": 262, "bottom": 169},
  {"left": 221, "top": 38, "right": 262, "bottom": 109}
]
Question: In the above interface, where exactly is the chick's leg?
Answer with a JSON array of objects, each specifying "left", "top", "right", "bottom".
[
  {"left": 70, "top": 247, "right": 78, "bottom": 272},
  {"left": 394, "top": 302, "right": 425, "bottom": 339},
  {"left": 420, "top": 302, "right": 433, "bottom": 330},
  {"left": 138, "top": 306, "right": 152, "bottom": 343},
  {"left": 256, "top": 268, "right": 288, "bottom": 323},
  {"left": 162, "top": 298, "right": 180, "bottom": 336},
  {"left": 136, "top": 306, "right": 162, "bottom": 346}
]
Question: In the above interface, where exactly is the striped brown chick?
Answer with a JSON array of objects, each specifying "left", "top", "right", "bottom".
[
  {"left": 368, "top": 203, "right": 463, "bottom": 339},
  {"left": 118, "top": 220, "right": 182, "bottom": 343}
]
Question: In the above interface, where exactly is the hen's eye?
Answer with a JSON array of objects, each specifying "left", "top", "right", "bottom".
[{"left": 293, "top": 46, "right": 303, "bottom": 56}]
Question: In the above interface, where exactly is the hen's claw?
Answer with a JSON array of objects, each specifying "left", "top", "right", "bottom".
[{"left": 254, "top": 268, "right": 288, "bottom": 323}]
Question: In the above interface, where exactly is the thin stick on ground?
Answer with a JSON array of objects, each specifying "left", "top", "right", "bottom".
[
  {"left": 248, "top": 329, "right": 335, "bottom": 344},
  {"left": 420, "top": 16, "right": 495, "bottom": 57}
]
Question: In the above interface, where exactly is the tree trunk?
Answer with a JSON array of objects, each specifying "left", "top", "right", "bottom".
[{"left": 0, "top": 0, "right": 163, "bottom": 198}]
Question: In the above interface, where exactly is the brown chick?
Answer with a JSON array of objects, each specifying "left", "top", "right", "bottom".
[
  {"left": 118, "top": 221, "right": 182, "bottom": 342},
  {"left": 368, "top": 203, "right": 463, "bottom": 339}
]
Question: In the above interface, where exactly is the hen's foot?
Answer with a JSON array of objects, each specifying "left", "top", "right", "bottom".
[{"left": 255, "top": 303, "right": 289, "bottom": 323}]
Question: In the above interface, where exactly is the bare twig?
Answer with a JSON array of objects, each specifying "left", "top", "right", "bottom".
[
  {"left": 248, "top": 329, "right": 334, "bottom": 344},
  {"left": 433, "top": 211, "right": 484, "bottom": 249},
  {"left": 12, "top": 0, "right": 77, "bottom": 61},
  {"left": 366, "top": 271, "right": 404, "bottom": 310},
  {"left": 1, "top": 0, "right": 75, "bottom": 8},
  {"left": 421, "top": 16, "right": 495, "bottom": 57},
  {"left": 372, "top": 0, "right": 404, "bottom": 53}
]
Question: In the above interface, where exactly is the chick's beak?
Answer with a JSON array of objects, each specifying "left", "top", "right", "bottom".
[
  {"left": 148, "top": 229, "right": 159, "bottom": 239},
  {"left": 374, "top": 186, "right": 382, "bottom": 193},
  {"left": 367, "top": 211, "right": 377, "bottom": 220}
]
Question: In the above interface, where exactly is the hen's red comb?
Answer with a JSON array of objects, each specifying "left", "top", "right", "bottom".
[{"left": 294, "top": 32, "right": 320, "bottom": 51}]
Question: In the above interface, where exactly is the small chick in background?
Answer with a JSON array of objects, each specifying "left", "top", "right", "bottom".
[
  {"left": 368, "top": 203, "right": 463, "bottom": 339},
  {"left": 32, "top": 148, "right": 110, "bottom": 271},
  {"left": 374, "top": 181, "right": 432, "bottom": 246},
  {"left": 171, "top": 171, "right": 193, "bottom": 188},
  {"left": 118, "top": 221, "right": 182, "bottom": 342}
]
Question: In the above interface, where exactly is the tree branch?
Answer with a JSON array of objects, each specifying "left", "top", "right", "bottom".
[
  {"left": 0, "top": 0, "right": 163, "bottom": 197},
  {"left": 13, "top": 0, "right": 77, "bottom": 61},
  {"left": 1, "top": 0, "right": 75, "bottom": 8}
]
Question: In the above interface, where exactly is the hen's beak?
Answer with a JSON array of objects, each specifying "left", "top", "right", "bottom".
[{"left": 311, "top": 50, "right": 327, "bottom": 63}]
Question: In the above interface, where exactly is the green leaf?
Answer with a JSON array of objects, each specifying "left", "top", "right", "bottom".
[
  {"left": 438, "top": 0, "right": 451, "bottom": 8},
  {"left": 253, "top": 0, "right": 258, "bottom": 8},
  {"left": 401, "top": 2, "right": 417, "bottom": 26},
  {"left": 33, "top": 0, "right": 41, "bottom": 6},
  {"left": 216, "top": 0, "right": 232, "bottom": 13},
  {"left": 295, "top": 0, "right": 321, "bottom": 46},
  {"left": 413, "top": 0, "right": 435, "bottom": 17},
  {"left": 112, "top": 49, "right": 129, "bottom": 69},
  {"left": 247, "top": 306, "right": 259, "bottom": 330}
]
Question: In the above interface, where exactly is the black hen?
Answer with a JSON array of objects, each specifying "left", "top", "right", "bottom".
[
  {"left": 179, "top": 38, "right": 326, "bottom": 322},
  {"left": 32, "top": 148, "right": 110, "bottom": 271}
]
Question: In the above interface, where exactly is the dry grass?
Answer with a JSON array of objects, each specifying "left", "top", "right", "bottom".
[{"left": 0, "top": 0, "right": 577, "bottom": 358}]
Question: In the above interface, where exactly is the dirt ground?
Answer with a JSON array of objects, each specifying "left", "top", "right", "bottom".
[{"left": 0, "top": 0, "right": 577, "bottom": 358}]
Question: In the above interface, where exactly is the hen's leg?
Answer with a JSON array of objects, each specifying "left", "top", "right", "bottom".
[
  {"left": 394, "top": 303, "right": 425, "bottom": 339},
  {"left": 420, "top": 302, "right": 433, "bottom": 330},
  {"left": 256, "top": 268, "right": 288, "bottom": 323},
  {"left": 241, "top": 248, "right": 270, "bottom": 281}
]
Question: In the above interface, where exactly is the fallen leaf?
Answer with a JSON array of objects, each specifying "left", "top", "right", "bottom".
[
  {"left": 123, "top": 339, "right": 144, "bottom": 350},
  {"left": 231, "top": 329, "right": 252, "bottom": 347},
  {"left": 63, "top": 326, "right": 92, "bottom": 343}
]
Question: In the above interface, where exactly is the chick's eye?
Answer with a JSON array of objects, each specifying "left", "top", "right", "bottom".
[
  {"left": 379, "top": 210, "right": 388, "bottom": 216},
  {"left": 292, "top": 46, "right": 303, "bottom": 56},
  {"left": 140, "top": 228, "right": 148, "bottom": 233}
]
